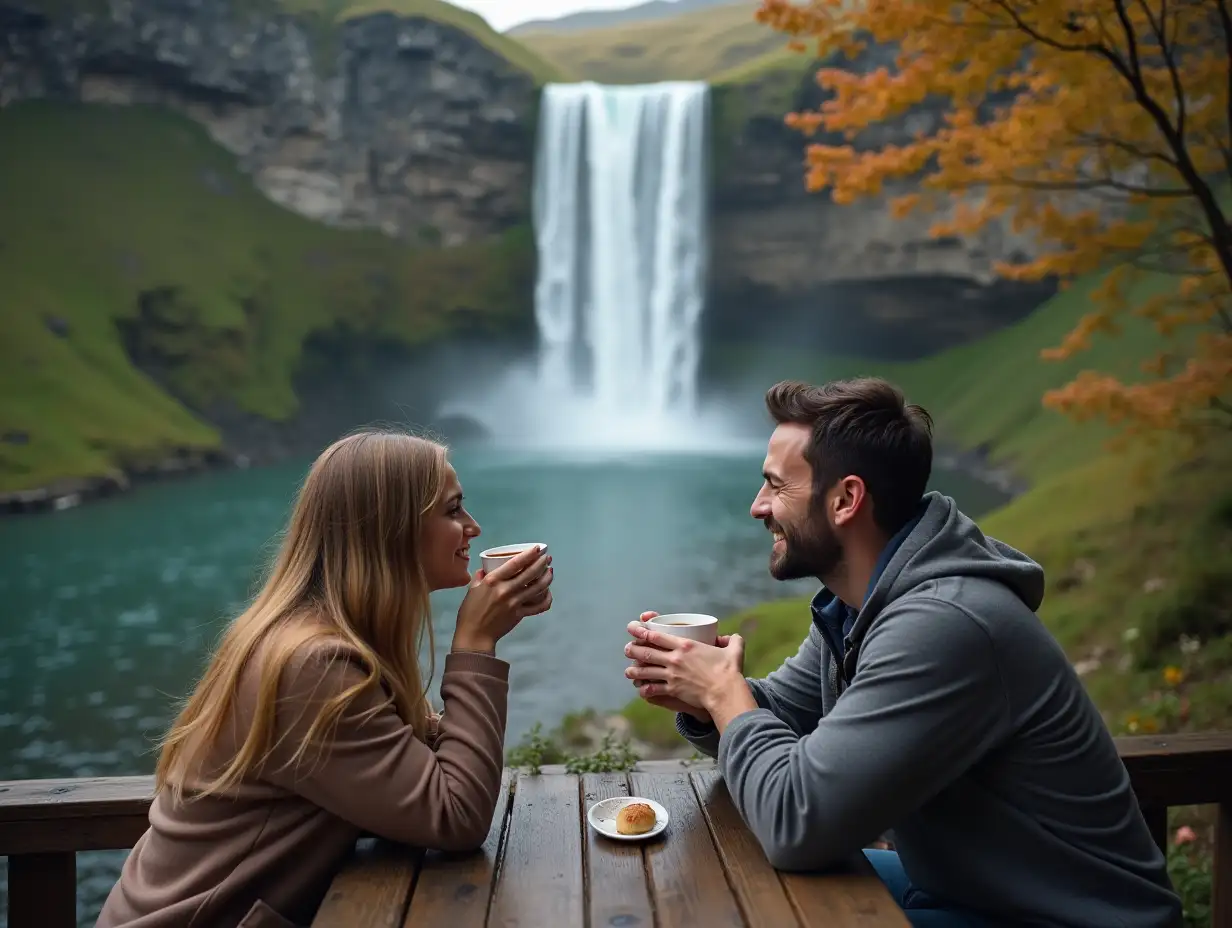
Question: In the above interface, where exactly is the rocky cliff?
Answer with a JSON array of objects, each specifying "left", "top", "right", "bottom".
[
  {"left": 707, "top": 51, "right": 1056, "bottom": 361},
  {"left": 0, "top": 0, "right": 543, "bottom": 508},
  {"left": 0, "top": 0, "right": 539, "bottom": 245}
]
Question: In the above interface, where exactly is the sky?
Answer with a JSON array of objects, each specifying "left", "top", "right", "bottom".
[{"left": 452, "top": 0, "right": 654, "bottom": 32}]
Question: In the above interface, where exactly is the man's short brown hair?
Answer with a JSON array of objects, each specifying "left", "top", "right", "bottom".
[{"left": 764, "top": 377, "right": 933, "bottom": 534}]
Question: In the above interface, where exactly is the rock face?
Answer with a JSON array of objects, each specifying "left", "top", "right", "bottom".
[
  {"left": 0, "top": 0, "right": 542, "bottom": 510},
  {"left": 707, "top": 51, "right": 1056, "bottom": 360},
  {"left": 0, "top": 0, "right": 539, "bottom": 245}
]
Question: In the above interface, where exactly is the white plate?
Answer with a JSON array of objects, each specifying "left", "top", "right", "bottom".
[{"left": 587, "top": 796, "right": 670, "bottom": 842}]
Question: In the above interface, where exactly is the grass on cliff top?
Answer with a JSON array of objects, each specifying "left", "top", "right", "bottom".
[
  {"left": 620, "top": 270, "right": 1232, "bottom": 750},
  {"left": 516, "top": 0, "right": 791, "bottom": 83},
  {"left": 275, "top": 0, "right": 562, "bottom": 83},
  {"left": 0, "top": 101, "right": 532, "bottom": 492},
  {"left": 710, "top": 42, "right": 807, "bottom": 85}
]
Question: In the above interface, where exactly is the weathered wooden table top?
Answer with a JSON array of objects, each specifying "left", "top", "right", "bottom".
[{"left": 310, "top": 760, "right": 909, "bottom": 928}]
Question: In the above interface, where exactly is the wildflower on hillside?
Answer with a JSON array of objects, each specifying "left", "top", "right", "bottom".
[
  {"left": 1123, "top": 627, "right": 1140, "bottom": 643},
  {"left": 1163, "top": 666, "right": 1185, "bottom": 687}
]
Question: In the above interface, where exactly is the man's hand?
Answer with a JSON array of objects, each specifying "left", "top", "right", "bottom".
[
  {"left": 625, "top": 620, "right": 750, "bottom": 720},
  {"left": 644, "top": 693, "right": 709, "bottom": 720},
  {"left": 628, "top": 611, "right": 719, "bottom": 723}
]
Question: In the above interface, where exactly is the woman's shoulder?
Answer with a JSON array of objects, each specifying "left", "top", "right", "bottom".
[
  {"left": 288, "top": 633, "right": 368, "bottom": 670},
  {"left": 243, "top": 625, "right": 376, "bottom": 700}
]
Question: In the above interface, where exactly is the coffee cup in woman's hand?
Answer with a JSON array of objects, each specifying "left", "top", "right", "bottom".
[
  {"left": 453, "top": 544, "right": 553, "bottom": 654},
  {"left": 480, "top": 542, "right": 549, "bottom": 574}
]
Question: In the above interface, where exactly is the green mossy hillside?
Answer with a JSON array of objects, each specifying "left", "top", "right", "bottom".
[{"left": 0, "top": 101, "right": 534, "bottom": 492}]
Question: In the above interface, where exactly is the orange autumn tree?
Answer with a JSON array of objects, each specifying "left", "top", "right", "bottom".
[{"left": 757, "top": 0, "right": 1232, "bottom": 437}]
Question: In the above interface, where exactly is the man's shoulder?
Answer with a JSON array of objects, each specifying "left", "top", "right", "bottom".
[
  {"left": 862, "top": 590, "right": 1007, "bottom": 669},
  {"left": 872, "top": 589, "right": 988, "bottom": 632},
  {"left": 887, "top": 575, "right": 1038, "bottom": 629},
  {"left": 867, "top": 582, "right": 1064, "bottom": 680}
]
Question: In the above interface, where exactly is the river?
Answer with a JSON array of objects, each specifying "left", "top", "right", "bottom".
[{"left": 0, "top": 449, "right": 1009, "bottom": 924}]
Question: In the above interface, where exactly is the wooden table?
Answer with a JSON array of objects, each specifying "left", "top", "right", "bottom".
[
  {"left": 310, "top": 760, "right": 909, "bottom": 927},
  {"left": 6, "top": 735, "right": 1228, "bottom": 927}
]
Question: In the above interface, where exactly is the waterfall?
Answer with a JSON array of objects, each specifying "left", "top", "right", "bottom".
[
  {"left": 440, "top": 80, "right": 748, "bottom": 453},
  {"left": 533, "top": 81, "right": 709, "bottom": 431}
]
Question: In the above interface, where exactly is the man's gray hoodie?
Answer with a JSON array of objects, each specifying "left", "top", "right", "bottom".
[{"left": 677, "top": 491, "right": 1181, "bottom": 927}]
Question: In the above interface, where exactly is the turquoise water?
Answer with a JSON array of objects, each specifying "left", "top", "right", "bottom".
[
  {"left": 0, "top": 449, "right": 1011, "bottom": 780},
  {"left": 0, "top": 449, "right": 1008, "bottom": 925}
]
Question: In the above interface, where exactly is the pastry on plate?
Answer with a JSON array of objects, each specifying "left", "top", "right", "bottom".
[{"left": 616, "top": 802, "right": 657, "bottom": 835}]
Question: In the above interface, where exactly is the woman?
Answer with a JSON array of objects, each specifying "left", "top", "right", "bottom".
[{"left": 96, "top": 430, "right": 553, "bottom": 928}]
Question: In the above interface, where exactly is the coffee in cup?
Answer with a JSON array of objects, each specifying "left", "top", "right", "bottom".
[
  {"left": 643, "top": 613, "right": 718, "bottom": 646},
  {"left": 480, "top": 543, "right": 549, "bottom": 575}
]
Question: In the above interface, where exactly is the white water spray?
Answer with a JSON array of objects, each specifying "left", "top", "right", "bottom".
[{"left": 443, "top": 81, "right": 751, "bottom": 453}]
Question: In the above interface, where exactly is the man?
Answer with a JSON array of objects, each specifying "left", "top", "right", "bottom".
[{"left": 624, "top": 378, "right": 1181, "bottom": 928}]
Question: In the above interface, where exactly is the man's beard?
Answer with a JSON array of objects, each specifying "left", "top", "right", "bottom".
[{"left": 766, "top": 513, "right": 842, "bottom": 582}]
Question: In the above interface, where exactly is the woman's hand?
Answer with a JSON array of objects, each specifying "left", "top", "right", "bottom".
[{"left": 452, "top": 545, "right": 553, "bottom": 654}]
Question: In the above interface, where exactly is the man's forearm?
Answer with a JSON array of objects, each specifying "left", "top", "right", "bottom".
[
  {"left": 680, "top": 704, "right": 713, "bottom": 725},
  {"left": 706, "top": 677, "right": 759, "bottom": 734}
]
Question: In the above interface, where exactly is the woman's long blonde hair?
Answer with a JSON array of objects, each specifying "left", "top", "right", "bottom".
[{"left": 155, "top": 430, "right": 449, "bottom": 802}]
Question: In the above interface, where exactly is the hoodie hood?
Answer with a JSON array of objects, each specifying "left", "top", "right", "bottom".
[{"left": 852, "top": 491, "right": 1045, "bottom": 644}]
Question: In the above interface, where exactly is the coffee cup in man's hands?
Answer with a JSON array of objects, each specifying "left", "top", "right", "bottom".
[
  {"left": 640, "top": 611, "right": 718, "bottom": 647},
  {"left": 628, "top": 611, "right": 719, "bottom": 699}
]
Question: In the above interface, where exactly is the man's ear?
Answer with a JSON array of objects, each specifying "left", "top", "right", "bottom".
[{"left": 831, "top": 475, "right": 868, "bottom": 528}]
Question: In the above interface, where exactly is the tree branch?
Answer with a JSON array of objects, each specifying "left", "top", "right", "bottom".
[
  {"left": 994, "top": 176, "right": 1193, "bottom": 197},
  {"left": 1134, "top": 0, "right": 1187, "bottom": 142},
  {"left": 1070, "top": 131, "right": 1180, "bottom": 169},
  {"left": 1105, "top": 0, "right": 1232, "bottom": 290},
  {"left": 1216, "top": 0, "right": 1232, "bottom": 155},
  {"left": 1112, "top": 0, "right": 1145, "bottom": 80},
  {"left": 979, "top": 0, "right": 1116, "bottom": 56},
  {"left": 1206, "top": 127, "right": 1232, "bottom": 179}
]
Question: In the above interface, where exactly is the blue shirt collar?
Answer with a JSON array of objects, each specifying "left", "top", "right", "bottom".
[
  {"left": 810, "top": 500, "right": 928, "bottom": 631},
  {"left": 866, "top": 502, "right": 926, "bottom": 601}
]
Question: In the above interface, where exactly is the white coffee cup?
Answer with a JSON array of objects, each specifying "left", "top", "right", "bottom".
[
  {"left": 480, "top": 542, "right": 548, "bottom": 575},
  {"left": 643, "top": 613, "right": 718, "bottom": 647}
]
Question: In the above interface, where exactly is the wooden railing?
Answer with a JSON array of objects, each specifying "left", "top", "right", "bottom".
[
  {"left": 2, "top": 733, "right": 1230, "bottom": 928},
  {"left": 0, "top": 775, "right": 151, "bottom": 927}
]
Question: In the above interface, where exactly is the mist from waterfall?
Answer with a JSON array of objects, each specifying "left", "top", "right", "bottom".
[{"left": 443, "top": 80, "right": 754, "bottom": 454}]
